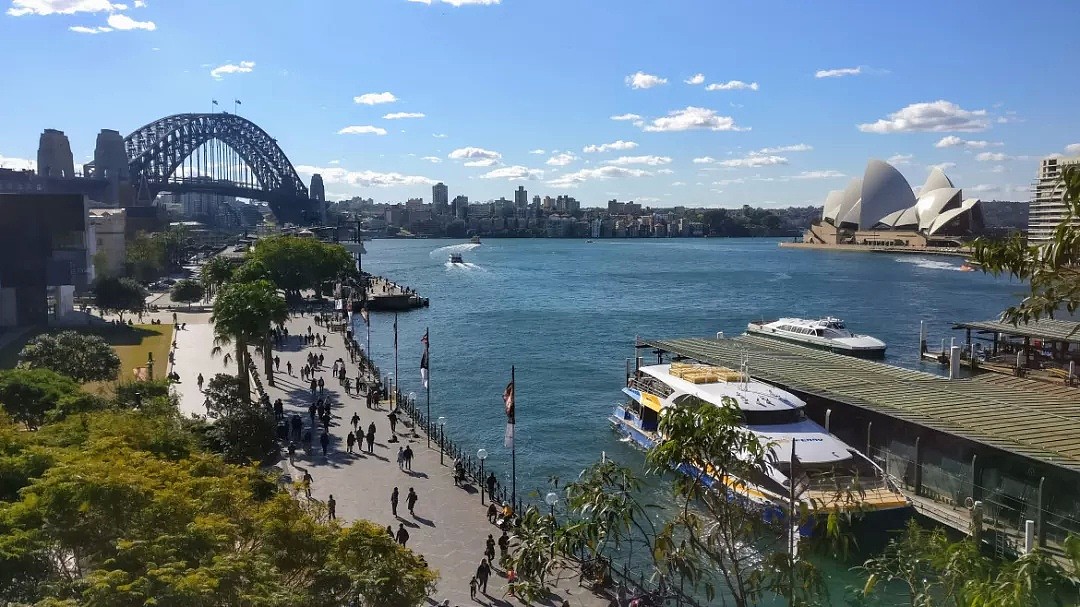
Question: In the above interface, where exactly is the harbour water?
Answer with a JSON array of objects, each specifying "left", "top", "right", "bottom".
[{"left": 355, "top": 237, "right": 1020, "bottom": 598}]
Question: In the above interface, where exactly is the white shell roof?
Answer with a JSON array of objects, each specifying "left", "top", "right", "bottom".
[
  {"left": 927, "top": 198, "right": 980, "bottom": 236},
  {"left": 915, "top": 187, "right": 962, "bottom": 230},
  {"left": 822, "top": 190, "right": 845, "bottom": 223},
  {"left": 859, "top": 159, "right": 917, "bottom": 230},
  {"left": 921, "top": 167, "right": 955, "bottom": 193}
]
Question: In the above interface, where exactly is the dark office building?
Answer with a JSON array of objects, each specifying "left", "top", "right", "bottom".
[{"left": 0, "top": 193, "right": 90, "bottom": 326}]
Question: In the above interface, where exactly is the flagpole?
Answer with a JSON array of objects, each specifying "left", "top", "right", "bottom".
[
  {"left": 426, "top": 326, "right": 431, "bottom": 448},
  {"left": 511, "top": 364, "right": 516, "bottom": 510},
  {"left": 393, "top": 313, "right": 399, "bottom": 410}
]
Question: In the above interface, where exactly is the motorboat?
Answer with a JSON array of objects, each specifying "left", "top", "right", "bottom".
[
  {"left": 470, "top": 235, "right": 482, "bottom": 245},
  {"left": 449, "top": 253, "right": 464, "bottom": 264},
  {"left": 746, "top": 317, "right": 886, "bottom": 358},
  {"left": 610, "top": 362, "right": 909, "bottom": 527}
]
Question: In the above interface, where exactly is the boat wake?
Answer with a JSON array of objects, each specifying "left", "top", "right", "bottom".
[
  {"left": 430, "top": 243, "right": 480, "bottom": 257},
  {"left": 893, "top": 257, "right": 965, "bottom": 272},
  {"left": 445, "top": 261, "right": 483, "bottom": 271}
]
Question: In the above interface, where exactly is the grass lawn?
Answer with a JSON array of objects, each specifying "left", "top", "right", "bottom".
[{"left": 0, "top": 324, "right": 174, "bottom": 393}]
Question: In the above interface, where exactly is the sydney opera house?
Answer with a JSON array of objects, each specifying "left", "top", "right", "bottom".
[{"left": 803, "top": 159, "right": 984, "bottom": 247}]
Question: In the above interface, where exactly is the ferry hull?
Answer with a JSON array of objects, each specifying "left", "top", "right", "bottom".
[{"left": 746, "top": 327, "right": 886, "bottom": 358}]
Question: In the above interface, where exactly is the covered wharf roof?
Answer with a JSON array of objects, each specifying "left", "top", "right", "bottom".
[
  {"left": 638, "top": 335, "right": 1080, "bottom": 473},
  {"left": 953, "top": 318, "right": 1080, "bottom": 345}
]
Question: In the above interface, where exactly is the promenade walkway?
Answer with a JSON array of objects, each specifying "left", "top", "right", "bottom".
[{"left": 172, "top": 307, "right": 608, "bottom": 607}]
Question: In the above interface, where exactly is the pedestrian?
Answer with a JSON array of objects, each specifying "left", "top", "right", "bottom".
[
  {"left": 506, "top": 569, "right": 518, "bottom": 598},
  {"left": 273, "top": 399, "right": 284, "bottom": 420},
  {"left": 274, "top": 355, "right": 280, "bottom": 371},
  {"left": 396, "top": 523, "right": 409, "bottom": 547},
  {"left": 318, "top": 377, "right": 325, "bottom": 395},
  {"left": 310, "top": 378, "right": 317, "bottom": 397},
  {"left": 391, "top": 487, "right": 399, "bottom": 517},
  {"left": 287, "top": 441, "right": 296, "bottom": 464},
  {"left": 404, "top": 445, "right": 414, "bottom": 471},
  {"left": 498, "top": 531, "right": 510, "bottom": 564},
  {"left": 287, "top": 360, "right": 293, "bottom": 375},
  {"left": 291, "top": 414, "right": 302, "bottom": 440},
  {"left": 487, "top": 503, "right": 497, "bottom": 524},
  {"left": 318, "top": 353, "right": 324, "bottom": 366},
  {"left": 351, "top": 411, "right": 360, "bottom": 431},
  {"left": 406, "top": 487, "right": 418, "bottom": 516},
  {"left": 197, "top": 373, "right": 204, "bottom": 391},
  {"left": 344, "top": 377, "right": 352, "bottom": 394},
  {"left": 469, "top": 576, "right": 478, "bottom": 600},
  {"left": 486, "top": 472, "right": 496, "bottom": 498},
  {"left": 388, "top": 410, "right": 398, "bottom": 434},
  {"left": 476, "top": 559, "right": 491, "bottom": 594},
  {"left": 319, "top": 432, "right": 329, "bottom": 457},
  {"left": 366, "top": 422, "right": 376, "bottom": 453},
  {"left": 308, "top": 403, "right": 317, "bottom": 423},
  {"left": 386, "top": 525, "right": 394, "bottom": 538},
  {"left": 485, "top": 534, "right": 496, "bottom": 563},
  {"left": 301, "top": 470, "right": 313, "bottom": 499},
  {"left": 327, "top": 494, "right": 336, "bottom": 520}
]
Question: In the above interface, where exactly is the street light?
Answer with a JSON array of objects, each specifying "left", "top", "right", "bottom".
[
  {"left": 545, "top": 491, "right": 558, "bottom": 519},
  {"left": 408, "top": 391, "right": 416, "bottom": 413},
  {"left": 437, "top": 416, "right": 447, "bottom": 465},
  {"left": 477, "top": 448, "right": 488, "bottom": 505}
]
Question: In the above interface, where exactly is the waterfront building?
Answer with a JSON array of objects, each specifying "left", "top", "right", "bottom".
[
  {"left": 1029, "top": 156, "right": 1080, "bottom": 244},
  {"left": 514, "top": 185, "right": 527, "bottom": 209},
  {"left": 88, "top": 208, "right": 126, "bottom": 277},
  {"left": 432, "top": 182, "right": 449, "bottom": 215},
  {"left": 452, "top": 194, "right": 469, "bottom": 219}
]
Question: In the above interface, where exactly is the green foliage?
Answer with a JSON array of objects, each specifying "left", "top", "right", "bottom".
[
  {"left": 503, "top": 506, "right": 562, "bottom": 604},
  {"left": 169, "top": 278, "right": 205, "bottom": 306},
  {"left": 114, "top": 379, "right": 175, "bottom": 410},
  {"left": 211, "top": 279, "right": 288, "bottom": 399},
  {"left": 17, "top": 331, "right": 121, "bottom": 383},
  {"left": 248, "top": 235, "right": 355, "bottom": 298},
  {"left": 0, "top": 368, "right": 81, "bottom": 430},
  {"left": 125, "top": 230, "right": 167, "bottom": 282},
  {"left": 200, "top": 374, "right": 277, "bottom": 464},
  {"left": 973, "top": 165, "right": 1080, "bottom": 324},
  {"left": 92, "top": 276, "right": 148, "bottom": 323},
  {"left": 703, "top": 205, "right": 795, "bottom": 237},
  {"left": 199, "top": 255, "right": 235, "bottom": 299}
]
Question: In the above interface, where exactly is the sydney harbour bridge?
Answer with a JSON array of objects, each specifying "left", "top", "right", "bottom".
[{"left": 34, "top": 112, "right": 322, "bottom": 224}]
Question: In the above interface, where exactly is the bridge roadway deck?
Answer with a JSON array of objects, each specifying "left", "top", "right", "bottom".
[
  {"left": 638, "top": 335, "right": 1080, "bottom": 474},
  {"left": 172, "top": 309, "right": 607, "bottom": 607}
]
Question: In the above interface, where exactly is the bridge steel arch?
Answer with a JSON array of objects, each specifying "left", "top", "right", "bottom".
[{"left": 124, "top": 113, "right": 315, "bottom": 223}]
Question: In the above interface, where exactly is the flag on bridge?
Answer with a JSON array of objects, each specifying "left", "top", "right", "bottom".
[
  {"left": 420, "top": 329, "right": 429, "bottom": 389},
  {"left": 503, "top": 369, "right": 515, "bottom": 448},
  {"left": 235, "top": 99, "right": 242, "bottom": 106},
  {"left": 212, "top": 99, "right": 219, "bottom": 106}
]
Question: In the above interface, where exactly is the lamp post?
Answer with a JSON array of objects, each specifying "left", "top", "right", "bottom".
[
  {"left": 478, "top": 448, "right": 488, "bottom": 505},
  {"left": 545, "top": 491, "right": 558, "bottom": 519},
  {"left": 408, "top": 391, "right": 416, "bottom": 415},
  {"left": 388, "top": 374, "right": 394, "bottom": 408},
  {"left": 437, "top": 416, "right": 447, "bottom": 465}
]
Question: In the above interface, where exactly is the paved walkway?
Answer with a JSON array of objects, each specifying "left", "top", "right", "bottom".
[{"left": 172, "top": 308, "right": 607, "bottom": 607}]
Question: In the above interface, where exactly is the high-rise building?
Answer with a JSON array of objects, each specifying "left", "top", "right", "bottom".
[
  {"left": 452, "top": 195, "right": 469, "bottom": 219},
  {"left": 433, "top": 182, "right": 449, "bottom": 215},
  {"left": 1029, "top": 156, "right": 1080, "bottom": 244},
  {"left": 514, "top": 185, "right": 527, "bottom": 209}
]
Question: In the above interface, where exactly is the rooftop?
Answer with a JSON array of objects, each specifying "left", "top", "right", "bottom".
[
  {"left": 638, "top": 335, "right": 1080, "bottom": 473},
  {"left": 953, "top": 318, "right": 1080, "bottom": 345}
]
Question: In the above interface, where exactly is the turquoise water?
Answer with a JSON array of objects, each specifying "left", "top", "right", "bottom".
[{"left": 356, "top": 238, "right": 1019, "bottom": 599}]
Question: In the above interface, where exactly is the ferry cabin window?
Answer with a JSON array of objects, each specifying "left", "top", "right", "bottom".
[{"left": 742, "top": 407, "right": 807, "bottom": 425}]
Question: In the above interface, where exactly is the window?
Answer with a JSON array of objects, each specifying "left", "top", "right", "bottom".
[{"left": 743, "top": 407, "right": 807, "bottom": 426}]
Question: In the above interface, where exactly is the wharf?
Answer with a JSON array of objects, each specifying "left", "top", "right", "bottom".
[
  {"left": 362, "top": 274, "right": 428, "bottom": 311},
  {"left": 779, "top": 241, "right": 970, "bottom": 258},
  {"left": 636, "top": 334, "right": 1080, "bottom": 562}
]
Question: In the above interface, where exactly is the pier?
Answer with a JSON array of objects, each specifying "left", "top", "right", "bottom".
[
  {"left": 360, "top": 273, "right": 429, "bottom": 311},
  {"left": 636, "top": 334, "right": 1080, "bottom": 566}
]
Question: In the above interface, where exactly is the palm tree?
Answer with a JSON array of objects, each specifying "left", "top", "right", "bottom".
[
  {"left": 211, "top": 279, "right": 288, "bottom": 400},
  {"left": 200, "top": 256, "right": 235, "bottom": 301}
]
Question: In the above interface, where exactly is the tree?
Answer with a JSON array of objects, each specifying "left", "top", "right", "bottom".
[
  {"left": 211, "top": 279, "right": 288, "bottom": 397},
  {"left": 201, "top": 374, "right": 276, "bottom": 463},
  {"left": 248, "top": 235, "right": 356, "bottom": 300},
  {"left": 0, "top": 368, "right": 81, "bottom": 429},
  {"left": 125, "top": 230, "right": 167, "bottom": 282},
  {"left": 169, "top": 278, "right": 204, "bottom": 309},
  {"left": 93, "top": 277, "right": 148, "bottom": 323},
  {"left": 199, "top": 256, "right": 234, "bottom": 300},
  {"left": 973, "top": 164, "right": 1080, "bottom": 323},
  {"left": 17, "top": 331, "right": 121, "bottom": 383}
]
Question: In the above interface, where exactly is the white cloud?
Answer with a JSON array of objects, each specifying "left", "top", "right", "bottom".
[
  {"left": 625, "top": 71, "right": 667, "bottom": 89},
  {"left": 685, "top": 73, "right": 705, "bottom": 85},
  {"left": 604, "top": 155, "right": 672, "bottom": 166},
  {"left": 990, "top": 165, "right": 1006, "bottom": 173},
  {"left": 641, "top": 106, "right": 745, "bottom": 132},
  {"left": 546, "top": 152, "right": 578, "bottom": 166},
  {"left": 0, "top": 153, "right": 35, "bottom": 171},
  {"left": 547, "top": 166, "right": 651, "bottom": 188},
  {"left": 791, "top": 170, "right": 846, "bottom": 179},
  {"left": 716, "top": 154, "right": 786, "bottom": 168},
  {"left": 712, "top": 178, "right": 745, "bottom": 186},
  {"left": 432, "top": 133, "right": 448, "bottom": 138},
  {"left": 692, "top": 156, "right": 716, "bottom": 164},
  {"left": 887, "top": 153, "right": 913, "bottom": 165},
  {"left": 295, "top": 164, "right": 435, "bottom": 188},
  {"left": 328, "top": 160, "right": 341, "bottom": 165},
  {"left": 464, "top": 159, "right": 499, "bottom": 167},
  {"left": 7, "top": 0, "right": 123, "bottom": 16},
  {"left": 421, "top": 156, "right": 441, "bottom": 163},
  {"left": 337, "top": 125, "right": 388, "bottom": 136},
  {"left": 479, "top": 165, "right": 544, "bottom": 180},
  {"left": 69, "top": 24, "right": 111, "bottom": 32},
  {"left": 705, "top": 80, "right": 759, "bottom": 91},
  {"left": 657, "top": 168, "right": 674, "bottom": 175},
  {"left": 582, "top": 140, "right": 638, "bottom": 153},
  {"left": 383, "top": 112, "right": 425, "bottom": 119},
  {"left": 528, "top": 149, "right": 546, "bottom": 155},
  {"left": 106, "top": 12, "right": 154, "bottom": 30},
  {"left": 757, "top": 143, "right": 812, "bottom": 154},
  {"left": 934, "top": 135, "right": 1001, "bottom": 149},
  {"left": 1065, "top": 143, "right": 1080, "bottom": 155},
  {"left": 133, "top": 0, "right": 144, "bottom": 6},
  {"left": 449, "top": 147, "right": 502, "bottom": 162},
  {"left": 610, "top": 113, "right": 642, "bottom": 121},
  {"left": 815, "top": 67, "right": 862, "bottom": 79},
  {"left": 671, "top": 181, "right": 686, "bottom": 186},
  {"left": 929, "top": 162, "right": 957, "bottom": 171},
  {"left": 858, "top": 100, "right": 989, "bottom": 133},
  {"left": 354, "top": 92, "right": 398, "bottom": 105},
  {"left": 976, "top": 152, "right": 1011, "bottom": 162},
  {"left": 210, "top": 60, "right": 254, "bottom": 80}
]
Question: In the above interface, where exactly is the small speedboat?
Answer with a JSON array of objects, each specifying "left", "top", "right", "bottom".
[
  {"left": 449, "top": 253, "right": 464, "bottom": 264},
  {"left": 959, "top": 264, "right": 975, "bottom": 272},
  {"left": 470, "top": 235, "right": 481, "bottom": 245}
]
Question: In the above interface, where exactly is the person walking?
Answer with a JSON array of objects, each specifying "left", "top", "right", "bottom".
[
  {"left": 498, "top": 531, "right": 510, "bottom": 564},
  {"left": 327, "top": 494, "right": 336, "bottom": 520},
  {"left": 485, "top": 534, "right": 496, "bottom": 564},
  {"left": 310, "top": 378, "right": 317, "bottom": 397},
  {"left": 487, "top": 502, "right": 498, "bottom": 524},
  {"left": 309, "top": 403, "right": 317, "bottom": 424},
  {"left": 396, "top": 523, "right": 409, "bottom": 547},
  {"left": 388, "top": 410, "right": 398, "bottom": 435},
  {"left": 351, "top": 412, "right": 360, "bottom": 432},
  {"left": 403, "top": 445, "right": 414, "bottom": 471},
  {"left": 391, "top": 487, "right": 399, "bottom": 517},
  {"left": 274, "top": 355, "right": 280, "bottom": 371},
  {"left": 469, "top": 576, "right": 478, "bottom": 600},
  {"left": 397, "top": 446, "right": 405, "bottom": 470},
  {"left": 366, "top": 422, "right": 376, "bottom": 454},
  {"left": 406, "top": 487, "right": 418, "bottom": 516},
  {"left": 301, "top": 470, "right": 313, "bottom": 499},
  {"left": 197, "top": 373, "right": 204, "bottom": 391},
  {"left": 287, "top": 441, "right": 296, "bottom": 464},
  {"left": 273, "top": 399, "right": 284, "bottom": 420},
  {"left": 386, "top": 525, "right": 394, "bottom": 538},
  {"left": 319, "top": 432, "right": 330, "bottom": 457},
  {"left": 346, "top": 431, "right": 356, "bottom": 454},
  {"left": 286, "top": 360, "right": 293, "bottom": 375},
  {"left": 476, "top": 559, "right": 491, "bottom": 594},
  {"left": 486, "top": 472, "right": 497, "bottom": 498}
]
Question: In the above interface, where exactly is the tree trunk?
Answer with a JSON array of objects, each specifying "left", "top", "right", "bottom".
[
  {"left": 264, "top": 331, "right": 274, "bottom": 387},
  {"left": 235, "top": 336, "right": 250, "bottom": 402}
]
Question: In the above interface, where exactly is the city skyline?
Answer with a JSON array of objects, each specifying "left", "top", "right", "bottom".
[{"left": 0, "top": 0, "right": 1077, "bottom": 208}]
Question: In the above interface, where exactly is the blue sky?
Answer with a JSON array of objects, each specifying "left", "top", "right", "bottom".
[{"left": 0, "top": 0, "right": 1076, "bottom": 208}]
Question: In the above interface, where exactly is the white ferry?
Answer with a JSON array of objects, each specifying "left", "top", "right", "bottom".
[
  {"left": 610, "top": 362, "right": 909, "bottom": 526},
  {"left": 746, "top": 317, "right": 886, "bottom": 358}
]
